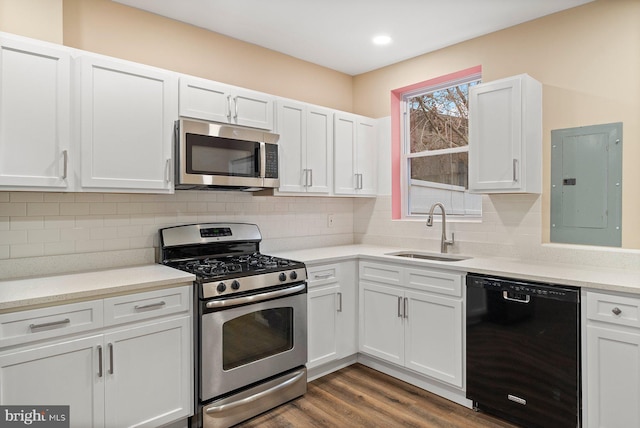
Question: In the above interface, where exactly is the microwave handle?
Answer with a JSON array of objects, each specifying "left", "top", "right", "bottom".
[{"left": 260, "top": 142, "right": 266, "bottom": 179}]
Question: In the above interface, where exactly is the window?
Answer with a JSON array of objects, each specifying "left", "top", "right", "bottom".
[{"left": 391, "top": 66, "right": 482, "bottom": 219}]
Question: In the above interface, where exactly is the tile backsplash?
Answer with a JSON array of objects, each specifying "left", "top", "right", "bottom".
[
  {"left": 0, "top": 191, "right": 354, "bottom": 279},
  {"left": 1, "top": 190, "right": 638, "bottom": 280}
]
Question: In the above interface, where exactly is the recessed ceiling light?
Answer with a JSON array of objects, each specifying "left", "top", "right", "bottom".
[{"left": 372, "top": 35, "right": 392, "bottom": 46}]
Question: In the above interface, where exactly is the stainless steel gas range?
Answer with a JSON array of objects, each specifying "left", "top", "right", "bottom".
[{"left": 159, "top": 223, "right": 307, "bottom": 428}]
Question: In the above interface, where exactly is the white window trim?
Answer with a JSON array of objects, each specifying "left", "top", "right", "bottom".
[{"left": 400, "top": 73, "right": 482, "bottom": 220}]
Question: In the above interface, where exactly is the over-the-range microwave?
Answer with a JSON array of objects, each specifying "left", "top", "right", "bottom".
[{"left": 175, "top": 118, "right": 279, "bottom": 191}]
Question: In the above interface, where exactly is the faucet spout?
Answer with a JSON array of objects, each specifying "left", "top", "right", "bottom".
[{"left": 426, "top": 202, "right": 454, "bottom": 253}]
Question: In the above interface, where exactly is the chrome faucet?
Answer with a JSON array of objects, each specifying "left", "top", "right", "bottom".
[{"left": 426, "top": 202, "right": 455, "bottom": 253}]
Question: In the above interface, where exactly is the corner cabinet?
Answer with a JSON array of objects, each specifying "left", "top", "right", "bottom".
[
  {"left": 585, "top": 291, "right": 640, "bottom": 428},
  {"left": 334, "top": 113, "right": 377, "bottom": 196},
  {"left": 0, "top": 286, "right": 192, "bottom": 428},
  {"left": 468, "top": 74, "right": 542, "bottom": 193},
  {"left": 358, "top": 261, "right": 464, "bottom": 388},
  {"left": 179, "top": 75, "right": 274, "bottom": 130},
  {"left": 0, "top": 34, "right": 72, "bottom": 190},
  {"left": 307, "top": 261, "right": 357, "bottom": 371},
  {"left": 77, "top": 55, "right": 178, "bottom": 193},
  {"left": 276, "top": 100, "right": 333, "bottom": 194}
]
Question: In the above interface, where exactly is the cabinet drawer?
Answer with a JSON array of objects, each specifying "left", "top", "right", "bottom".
[
  {"left": 104, "top": 286, "right": 190, "bottom": 327},
  {"left": 308, "top": 264, "right": 340, "bottom": 286},
  {"left": 0, "top": 300, "right": 103, "bottom": 348},
  {"left": 359, "top": 262, "right": 402, "bottom": 286},
  {"left": 587, "top": 291, "right": 640, "bottom": 328},
  {"left": 405, "top": 268, "right": 463, "bottom": 297}
]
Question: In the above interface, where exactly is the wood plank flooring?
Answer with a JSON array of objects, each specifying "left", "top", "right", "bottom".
[{"left": 236, "top": 364, "right": 518, "bottom": 428}]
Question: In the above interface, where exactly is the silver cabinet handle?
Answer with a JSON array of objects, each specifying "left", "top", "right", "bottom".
[
  {"left": 108, "top": 343, "right": 114, "bottom": 375},
  {"left": 61, "top": 150, "right": 68, "bottom": 180},
  {"left": 164, "top": 159, "right": 171, "bottom": 183},
  {"left": 29, "top": 318, "right": 70, "bottom": 332},
  {"left": 97, "top": 345, "right": 103, "bottom": 378},
  {"left": 513, "top": 159, "right": 519, "bottom": 183},
  {"left": 303, "top": 169, "right": 309, "bottom": 187},
  {"left": 134, "top": 301, "right": 166, "bottom": 311},
  {"left": 313, "top": 273, "right": 332, "bottom": 280},
  {"left": 337, "top": 292, "right": 343, "bottom": 313},
  {"left": 404, "top": 297, "right": 409, "bottom": 319},
  {"left": 612, "top": 307, "right": 622, "bottom": 316},
  {"left": 226, "top": 95, "right": 232, "bottom": 120},
  {"left": 308, "top": 169, "right": 313, "bottom": 187},
  {"left": 397, "top": 296, "right": 403, "bottom": 318},
  {"left": 234, "top": 96, "right": 239, "bottom": 119}
]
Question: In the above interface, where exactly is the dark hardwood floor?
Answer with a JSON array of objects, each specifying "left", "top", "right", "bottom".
[{"left": 236, "top": 364, "right": 518, "bottom": 427}]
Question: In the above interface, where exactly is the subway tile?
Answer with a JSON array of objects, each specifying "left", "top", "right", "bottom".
[
  {"left": 0, "top": 230, "right": 28, "bottom": 244},
  {"left": 90, "top": 203, "right": 118, "bottom": 215},
  {"left": 10, "top": 217, "right": 44, "bottom": 230},
  {"left": 103, "top": 215, "right": 130, "bottom": 227},
  {"left": 27, "top": 203, "right": 60, "bottom": 216},
  {"left": 44, "top": 216, "right": 75, "bottom": 229},
  {"left": 0, "top": 245, "right": 9, "bottom": 259},
  {"left": 103, "top": 238, "right": 130, "bottom": 251},
  {"left": 75, "top": 193, "right": 104, "bottom": 203},
  {"left": 117, "top": 225, "right": 142, "bottom": 238},
  {"left": 43, "top": 193, "right": 75, "bottom": 202},
  {"left": 90, "top": 227, "right": 118, "bottom": 240},
  {"left": 0, "top": 217, "right": 8, "bottom": 231},
  {"left": 10, "top": 192, "right": 43, "bottom": 202},
  {"left": 44, "top": 241, "right": 75, "bottom": 256},
  {"left": 75, "top": 239, "right": 104, "bottom": 253},
  {"left": 0, "top": 193, "right": 9, "bottom": 202},
  {"left": 28, "top": 229, "right": 61, "bottom": 243},
  {"left": 11, "top": 243, "right": 44, "bottom": 258},
  {"left": 60, "top": 203, "right": 91, "bottom": 216},
  {"left": 59, "top": 227, "right": 91, "bottom": 242},
  {"left": 0, "top": 202, "right": 27, "bottom": 216}
]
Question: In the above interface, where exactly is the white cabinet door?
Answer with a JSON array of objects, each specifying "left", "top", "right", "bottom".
[
  {"left": 359, "top": 281, "right": 404, "bottom": 365},
  {"left": 356, "top": 118, "right": 377, "bottom": 196},
  {"left": 104, "top": 316, "right": 191, "bottom": 428},
  {"left": 277, "top": 100, "right": 332, "bottom": 194},
  {"left": 334, "top": 113, "right": 357, "bottom": 195},
  {"left": 179, "top": 76, "right": 274, "bottom": 130},
  {"left": 586, "top": 324, "right": 640, "bottom": 428},
  {"left": 308, "top": 284, "right": 340, "bottom": 368},
  {"left": 0, "top": 335, "right": 104, "bottom": 428},
  {"left": 468, "top": 74, "right": 541, "bottom": 193},
  {"left": 404, "top": 290, "right": 463, "bottom": 387},
  {"left": 179, "top": 76, "right": 230, "bottom": 124},
  {"left": 334, "top": 112, "right": 377, "bottom": 196},
  {"left": 0, "top": 36, "right": 71, "bottom": 189},
  {"left": 277, "top": 101, "right": 306, "bottom": 193},
  {"left": 79, "top": 55, "right": 177, "bottom": 192}
]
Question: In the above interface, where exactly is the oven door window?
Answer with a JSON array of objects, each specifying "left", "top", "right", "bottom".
[
  {"left": 186, "top": 133, "right": 259, "bottom": 177},
  {"left": 222, "top": 307, "right": 293, "bottom": 370}
]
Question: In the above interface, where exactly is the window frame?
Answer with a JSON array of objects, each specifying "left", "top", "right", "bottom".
[{"left": 391, "top": 66, "right": 482, "bottom": 220}]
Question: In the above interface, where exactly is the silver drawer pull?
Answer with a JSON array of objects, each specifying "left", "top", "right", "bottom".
[
  {"left": 313, "top": 273, "right": 333, "bottom": 279},
  {"left": 97, "top": 345, "right": 103, "bottom": 378},
  {"left": 29, "top": 318, "right": 71, "bottom": 332},
  {"left": 612, "top": 307, "right": 622, "bottom": 316},
  {"left": 134, "top": 301, "right": 166, "bottom": 311}
]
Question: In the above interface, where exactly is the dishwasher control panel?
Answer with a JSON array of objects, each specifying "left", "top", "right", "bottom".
[{"left": 466, "top": 274, "right": 580, "bottom": 302}]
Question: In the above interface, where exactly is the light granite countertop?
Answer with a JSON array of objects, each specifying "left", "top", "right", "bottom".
[
  {"left": 272, "top": 244, "right": 640, "bottom": 295},
  {"left": 1, "top": 244, "right": 639, "bottom": 314},
  {"left": 0, "top": 264, "right": 195, "bottom": 313}
]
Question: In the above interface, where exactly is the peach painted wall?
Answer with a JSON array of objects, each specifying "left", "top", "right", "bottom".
[
  {"left": 0, "top": 0, "right": 63, "bottom": 43},
  {"left": 353, "top": 0, "right": 640, "bottom": 249}
]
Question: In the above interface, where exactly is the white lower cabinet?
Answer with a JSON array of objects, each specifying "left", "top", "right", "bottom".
[
  {"left": 585, "top": 291, "right": 640, "bottom": 428},
  {"left": 0, "top": 285, "right": 192, "bottom": 428},
  {"left": 359, "top": 261, "right": 463, "bottom": 388},
  {"left": 307, "top": 261, "right": 357, "bottom": 369}
]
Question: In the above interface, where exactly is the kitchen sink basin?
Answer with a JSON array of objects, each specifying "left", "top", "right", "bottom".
[{"left": 385, "top": 251, "right": 470, "bottom": 262}]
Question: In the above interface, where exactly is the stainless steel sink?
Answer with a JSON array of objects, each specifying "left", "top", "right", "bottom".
[{"left": 385, "top": 251, "right": 470, "bottom": 262}]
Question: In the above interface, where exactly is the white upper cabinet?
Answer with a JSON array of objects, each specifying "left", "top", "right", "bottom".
[
  {"left": 179, "top": 75, "right": 274, "bottom": 130},
  {"left": 0, "top": 35, "right": 72, "bottom": 190},
  {"left": 78, "top": 55, "right": 177, "bottom": 192},
  {"left": 276, "top": 99, "right": 333, "bottom": 194},
  {"left": 468, "top": 74, "right": 542, "bottom": 193},
  {"left": 334, "top": 112, "right": 377, "bottom": 196}
]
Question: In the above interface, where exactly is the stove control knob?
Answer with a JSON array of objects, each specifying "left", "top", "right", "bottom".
[
  {"left": 279, "top": 272, "right": 287, "bottom": 282},
  {"left": 231, "top": 280, "right": 240, "bottom": 290},
  {"left": 290, "top": 271, "right": 298, "bottom": 280},
  {"left": 217, "top": 282, "right": 226, "bottom": 293}
]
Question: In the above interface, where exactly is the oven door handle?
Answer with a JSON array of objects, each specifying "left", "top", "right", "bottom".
[
  {"left": 205, "top": 369, "right": 306, "bottom": 415},
  {"left": 205, "top": 283, "right": 306, "bottom": 309}
]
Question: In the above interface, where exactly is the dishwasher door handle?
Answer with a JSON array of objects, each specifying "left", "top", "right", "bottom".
[{"left": 503, "top": 291, "right": 531, "bottom": 303}]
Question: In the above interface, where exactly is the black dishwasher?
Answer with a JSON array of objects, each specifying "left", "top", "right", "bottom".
[{"left": 466, "top": 274, "right": 581, "bottom": 428}]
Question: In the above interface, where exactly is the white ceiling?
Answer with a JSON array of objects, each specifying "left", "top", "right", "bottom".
[{"left": 113, "top": 0, "right": 594, "bottom": 76}]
